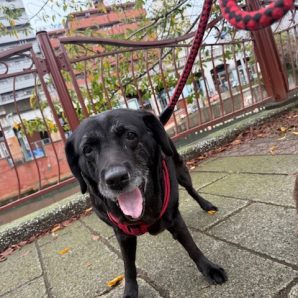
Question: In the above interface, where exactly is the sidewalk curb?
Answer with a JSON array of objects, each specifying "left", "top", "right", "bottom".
[
  {"left": 0, "top": 194, "right": 90, "bottom": 252},
  {"left": 178, "top": 96, "right": 298, "bottom": 160},
  {"left": 0, "top": 96, "right": 297, "bottom": 252}
]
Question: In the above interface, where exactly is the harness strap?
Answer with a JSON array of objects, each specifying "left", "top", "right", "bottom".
[{"left": 107, "top": 159, "right": 170, "bottom": 236}]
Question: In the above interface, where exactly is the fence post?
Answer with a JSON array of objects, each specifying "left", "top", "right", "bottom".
[
  {"left": 247, "top": 0, "right": 289, "bottom": 102},
  {"left": 36, "top": 31, "right": 80, "bottom": 131}
]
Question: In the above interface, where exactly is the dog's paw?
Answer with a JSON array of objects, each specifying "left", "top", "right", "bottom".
[
  {"left": 122, "top": 283, "right": 138, "bottom": 298},
  {"left": 122, "top": 292, "right": 138, "bottom": 298},
  {"left": 200, "top": 261, "right": 228, "bottom": 284},
  {"left": 202, "top": 202, "right": 218, "bottom": 213}
]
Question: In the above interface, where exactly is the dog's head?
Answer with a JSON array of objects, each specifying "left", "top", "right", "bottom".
[{"left": 65, "top": 109, "right": 173, "bottom": 221}]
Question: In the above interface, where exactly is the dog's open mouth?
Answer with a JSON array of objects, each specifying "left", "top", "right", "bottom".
[{"left": 117, "top": 187, "right": 144, "bottom": 220}]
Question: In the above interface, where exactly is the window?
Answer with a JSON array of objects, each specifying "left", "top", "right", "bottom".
[{"left": 0, "top": 142, "right": 9, "bottom": 158}]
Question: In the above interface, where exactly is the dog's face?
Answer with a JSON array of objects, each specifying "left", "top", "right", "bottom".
[{"left": 65, "top": 109, "right": 173, "bottom": 221}]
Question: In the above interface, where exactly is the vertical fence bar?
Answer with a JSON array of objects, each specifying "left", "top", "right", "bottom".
[
  {"left": 33, "top": 73, "right": 61, "bottom": 183},
  {"left": 37, "top": 31, "right": 80, "bottom": 131},
  {"left": 199, "top": 48, "right": 213, "bottom": 121},
  {"left": 252, "top": 40, "right": 265, "bottom": 102},
  {"left": 159, "top": 48, "right": 178, "bottom": 133},
  {"left": 32, "top": 51, "right": 67, "bottom": 143},
  {"left": 222, "top": 44, "right": 235, "bottom": 112},
  {"left": 130, "top": 51, "right": 144, "bottom": 108},
  {"left": 12, "top": 76, "right": 42, "bottom": 191},
  {"left": 190, "top": 72, "right": 203, "bottom": 126},
  {"left": 145, "top": 50, "right": 160, "bottom": 114},
  {"left": 172, "top": 48, "right": 190, "bottom": 130},
  {"left": 232, "top": 44, "right": 245, "bottom": 110},
  {"left": 116, "top": 53, "right": 129, "bottom": 107},
  {"left": 83, "top": 59, "right": 96, "bottom": 114},
  {"left": 242, "top": 41, "right": 256, "bottom": 106},
  {"left": 100, "top": 58, "right": 112, "bottom": 110},
  {"left": 286, "top": 29, "right": 297, "bottom": 85},
  {"left": 210, "top": 45, "right": 225, "bottom": 117},
  {"left": 0, "top": 121, "right": 21, "bottom": 200},
  {"left": 59, "top": 44, "right": 89, "bottom": 118},
  {"left": 247, "top": 0, "right": 289, "bottom": 102}
]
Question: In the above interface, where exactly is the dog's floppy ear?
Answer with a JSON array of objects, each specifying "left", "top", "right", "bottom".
[
  {"left": 65, "top": 135, "right": 87, "bottom": 194},
  {"left": 142, "top": 112, "right": 173, "bottom": 156}
]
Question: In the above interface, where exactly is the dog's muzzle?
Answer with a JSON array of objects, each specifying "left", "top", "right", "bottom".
[{"left": 104, "top": 165, "right": 130, "bottom": 191}]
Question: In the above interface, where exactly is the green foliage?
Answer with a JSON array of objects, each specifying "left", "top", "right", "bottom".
[
  {"left": 21, "top": 118, "right": 57, "bottom": 136},
  {"left": 0, "top": 4, "right": 31, "bottom": 37}
]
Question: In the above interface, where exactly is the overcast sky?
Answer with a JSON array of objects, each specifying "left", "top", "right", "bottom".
[
  {"left": 23, "top": 0, "right": 146, "bottom": 31},
  {"left": 23, "top": 0, "right": 201, "bottom": 31}
]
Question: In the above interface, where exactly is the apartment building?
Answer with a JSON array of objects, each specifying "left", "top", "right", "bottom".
[{"left": 0, "top": 0, "right": 46, "bottom": 161}]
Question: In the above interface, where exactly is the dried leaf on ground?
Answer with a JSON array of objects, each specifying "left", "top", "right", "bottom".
[
  {"left": 291, "top": 131, "right": 298, "bottom": 136},
  {"left": 279, "top": 127, "right": 287, "bottom": 133},
  {"left": 51, "top": 233, "right": 58, "bottom": 239},
  {"left": 269, "top": 145, "right": 277, "bottom": 155},
  {"left": 57, "top": 247, "right": 71, "bottom": 255},
  {"left": 62, "top": 220, "right": 73, "bottom": 227},
  {"left": 20, "top": 251, "right": 30, "bottom": 257},
  {"left": 84, "top": 208, "right": 93, "bottom": 215},
  {"left": 106, "top": 275, "right": 124, "bottom": 287},
  {"left": 231, "top": 139, "right": 242, "bottom": 145},
  {"left": 92, "top": 235, "right": 100, "bottom": 241},
  {"left": 0, "top": 255, "right": 7, "bottom": 262},
  {"left": 51, "top": 224, "right": 63, "bottom": 233}
]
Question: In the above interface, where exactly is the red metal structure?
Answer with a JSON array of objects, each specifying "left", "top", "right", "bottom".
[{"left": 0, "top": 2, "right": 297, "bottom": 213}]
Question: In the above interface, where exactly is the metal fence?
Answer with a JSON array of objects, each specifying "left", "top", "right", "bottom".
[{"left": 0, "top": 19, "right": 297, "bottom": 211}]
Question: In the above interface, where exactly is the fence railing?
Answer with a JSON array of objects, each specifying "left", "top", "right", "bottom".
[{"left": 0, "top": 19, "right": 297, "bottom": 212}]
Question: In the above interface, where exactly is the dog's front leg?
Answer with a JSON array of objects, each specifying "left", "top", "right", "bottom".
[
  {"left": 167, "top": 211, "right": 228, "bottom": 284},
  {"left": 115, "top": 231, "right": 138, "bottom": 298}
]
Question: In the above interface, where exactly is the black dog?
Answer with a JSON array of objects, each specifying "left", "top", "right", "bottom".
[{"left": 65, "top": 109, "right": 227, "bottom": 297}]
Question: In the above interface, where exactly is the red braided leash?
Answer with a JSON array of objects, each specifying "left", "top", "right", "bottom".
[
  {"left": 220, "top": 0, "right": 294, "bottom": 30},
  {"left": 159, "top": 0, "right": 294, "bottom": 125},
  {"left": 159, "top": 0, "right": 213, "bottom": 125}
]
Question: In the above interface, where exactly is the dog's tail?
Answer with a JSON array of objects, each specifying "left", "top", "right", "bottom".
[{"left": 294, "top": 175, "right": 298, "bottom": 213}]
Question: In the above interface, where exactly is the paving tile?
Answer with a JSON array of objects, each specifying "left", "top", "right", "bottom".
[
  {"left": 289, "top": 283, "right": 298, "bottom": 298},
  {"left": 110, "top": 230, "right": 297, "bottom": 298},
  {"left": 218, "top": 139, "right": 298, "bottom": 156},
  {"left": 39, "top": 222, "right": 123, "bottom": 298},
  {"left": 209, "top": 203, "right": 298, "bottom": 266},
  {"left": 188, "top": 172, "right": 227, "bottom": 189},
  {"left": 179, "top": 192, "right": 249, "bottom": 231},
  {"left": 80, "top": 213, "right": 115, "bottom": 239},
  {"left": 37, "top": 220, "right": 83, "bottom": 247},
  {"left": 102, "top": 278, "right": 162, "bottom": 298},
  {"left": 192, "top": 232, "right": 298, "bottom": 298},
  {"left": 200, "top": 173, "right": 296, "bottom": 207},
  {"left": 196, "top": 155, "right": 298, "bottom": 175},
  {"left": 0, "top": 243, "right": 42, "bottom": 295},
  {"left": 2, "top": 277, "right": 47, "bottom": 298}
]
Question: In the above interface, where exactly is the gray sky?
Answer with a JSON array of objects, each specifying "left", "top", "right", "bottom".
[
  {"left": 23, "top": 0, "right": 92, "bottom": 31},
  {"left": 23, "top": 0, "right": 202, "bottom": 31},
  {"left": 23, "top": 0, "right": 147, "bottom": 31}
]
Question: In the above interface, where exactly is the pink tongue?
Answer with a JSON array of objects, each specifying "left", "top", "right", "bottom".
[{"left": 117, "top": 188, "right": 143, "bottom": 219}]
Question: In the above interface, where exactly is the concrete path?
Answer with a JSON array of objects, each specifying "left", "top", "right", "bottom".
[{"left": 1, "top": 152, "right": 298, "bottom": 297}]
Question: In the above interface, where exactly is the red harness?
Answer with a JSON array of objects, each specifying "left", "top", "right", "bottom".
[{"left": 107, "top": 160, "right": 170, "bottom": 236}]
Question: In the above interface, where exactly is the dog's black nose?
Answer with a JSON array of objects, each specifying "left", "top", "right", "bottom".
[{"left": 104, "top": 166, "right": 130, "bottom": 190}]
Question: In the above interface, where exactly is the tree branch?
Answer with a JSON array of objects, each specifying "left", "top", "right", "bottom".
[{"left": 127, "top": 0, "right": 189, "bottom": 40}]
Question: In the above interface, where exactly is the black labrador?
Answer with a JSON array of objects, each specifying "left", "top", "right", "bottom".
[{"left": 65, "top": 109, "right": 227, "bottom": 297}]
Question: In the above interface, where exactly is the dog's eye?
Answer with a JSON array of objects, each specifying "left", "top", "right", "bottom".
[
  {"left": 83, "top": 145, "right": 93, "bottom": 156},
  {"left": 126, "top": 131, "right": 137, "bottom": 141}
]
